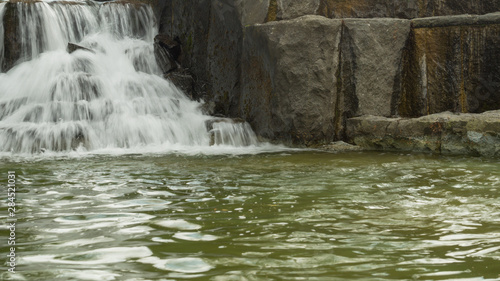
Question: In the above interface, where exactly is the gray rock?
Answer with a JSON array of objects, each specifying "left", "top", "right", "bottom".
[
  {"left": 240, "top": 15, "right": 343, "bottom": 145},
  {"left": 342, "top": 18, "right": 411, "bottom": 117},
  {"left": 346, "top": 111, "right": 500, "bottom": 157},
  {"left": 276, "top": 0, "right": 320, "bottom": 20},
  {"left": 207, "top": 0, "right": 270, "bottom": 116}
]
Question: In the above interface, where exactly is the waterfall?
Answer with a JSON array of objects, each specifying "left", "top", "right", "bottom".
[{"left": 0, "top": 0, "right": 259, "bottom": 154}]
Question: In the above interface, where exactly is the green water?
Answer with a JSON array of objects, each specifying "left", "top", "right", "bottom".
[{"left": 1, "top": 151, "right": 499, "bottom": 280}]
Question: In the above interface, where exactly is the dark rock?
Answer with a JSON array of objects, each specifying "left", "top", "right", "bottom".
[
  {"left": 67, "top": 43, "right": 93, "bottom": 54},
  {"left": 163, "top": 68, "right": 196, "bottom": 99},
  {"left": 346, "top": 110, "right": 500, "bottom": 157},
  {"left": 398, "top": 14, "right": 500, "bottom": 116},
  {"left": 206, "top": 0, "right": 270, "bottom": 116},
  {"left": 154, "top": 34, "right": 181, "bottom": 73},
  {"left": 1, "top": 2, "right": 21, "bottom": 72},
  {"left": 240, "top": 16, "right": 343, "bottom": 145},
  {"left": 158, "top": 0, "right": 212, "bottom": 101}
]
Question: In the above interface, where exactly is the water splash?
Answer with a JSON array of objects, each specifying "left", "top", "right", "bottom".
[{"left": 0, "top": 1, "right": 260, "bottom": 154}]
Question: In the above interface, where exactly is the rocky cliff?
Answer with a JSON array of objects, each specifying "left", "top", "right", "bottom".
[
  {"left": 2, "top": 0, "right": 499, "bottom": 155},
  {"left": 154, "top": 0, "right": 500, "bottom": 151}
]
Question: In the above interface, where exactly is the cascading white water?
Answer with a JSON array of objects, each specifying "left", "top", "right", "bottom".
[{"left": 0, "top": 0, "right": 260, "bottom": 154}]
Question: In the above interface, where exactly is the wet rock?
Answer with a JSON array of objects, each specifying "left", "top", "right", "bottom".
[
  {"left": 154, "top": 34, "right": 181, "bottom": 74},
  {"left": 240, "top": 16, "right": 342, "bottom": 145},
  {"left": 205, "top": 117, "right": 256, "bottom": 146},
  {"left": 346, "top": 111, "right": 500, "bottom": 157},
  {"left": 157, "top": 0, "right": 212, "bottom": 102},
  {"left": 164, "top": 68, "right": 196, "bottom": 99},
  {"left": 67, "top": 43, "right": 93, "bottom": 54},
  {"left": 1, "top": 2, "right": 21, "bottom": 72},
  {"left": 398, "top": 13, "right": 500, "bottom": 116}
]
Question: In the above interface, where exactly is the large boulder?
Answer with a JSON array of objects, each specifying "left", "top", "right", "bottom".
[
  {"left": 346, "top": 110, "right": 500, "bottom": 157},
  {"left": 240, "top": 15, "right": 343, "bottom": 145},
  {"left": 342, "top": 18, "right": 411, "bottom": 117},
  {"left": 398, "top": 13, "right": 500, "bottom": 117}
]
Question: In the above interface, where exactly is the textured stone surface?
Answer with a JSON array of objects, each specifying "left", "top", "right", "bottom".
[
  {"left": 398, "top": 14, "right": 500, "bottom": 117},
  {"left": 276, "top": 0, "right": 320, "bottom": 20},
  {"left": 158, "top": 0, "right": 212, "bottom": 99},
  {"left": 347, "top": 111, "right": 500, "bottom": 157},
  {"left": 1, "top": 2, "right": 20, "bottom": 72},
  {"left": 317, "top": 0, "right": 500, "bottom": 19},
  {"left": 342, "top": 18, "right": 411, "bottom": 117},
  {"left": 240, "top": 16, "right": 342, "bottom": 145},
  {"left": 206, "top": 0, "right": 270, "bottom": 116}
]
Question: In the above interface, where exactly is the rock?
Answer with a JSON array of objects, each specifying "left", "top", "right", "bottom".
[
  {"left": 321, "top": 141, "right": 364, "bottom": 152},
  {"left": 240, "top": 15, "right": 343, "bottom": 145},
  {"left": 67, "top": 43, "right": 93, "bottom": 54},
  {"left": 154, "top": 34, "right": 180, "bottom": 73},
  {"left": 316, "top": 0, "right": 500, "bottom": 19},
  {"left": 398, "top": 13, "right": 500, "bottom": 116},
  {"left": 157, "top": 0, "right": 212, "bottom": 102},
  {"left": 206, "top": 0, "right": 270, "bottom": 116},
  {"left": 205, "top": 117, "right": 258, "bottom": 146},
  {"left": 276, "top": 0, "right": 320, "bottom": 20},
  {"left": 1, "top": 2, "right": 21, "bottom": 72},
  {"left": 163, "top": 68, "right": 196, "bottom": 99},
  {"left": 317, "top": 0, "right": 419, "bottom": 19},
  {"left": 346, "top": 111, "right": 500, "bottom": 157},
  {"left": 342, "top": 18, "right": 411, "bottom": 117}
]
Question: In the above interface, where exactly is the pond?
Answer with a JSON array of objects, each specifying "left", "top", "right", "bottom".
[{"left": 1, "top": 150, "right": 499, "bottom": 280}]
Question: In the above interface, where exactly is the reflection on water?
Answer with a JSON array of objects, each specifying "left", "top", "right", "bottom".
[{"left": 0, "top": 151, "right": 499, "bottom": 280}]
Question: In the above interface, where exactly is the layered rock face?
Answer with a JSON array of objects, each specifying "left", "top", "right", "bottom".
[{"left": 156, "top": 0, "right": 500, "bottom": 149}]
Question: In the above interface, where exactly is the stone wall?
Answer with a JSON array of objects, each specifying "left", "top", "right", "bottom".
[{"left": 157, "top": 1, "right": 500, "bottom": 147}]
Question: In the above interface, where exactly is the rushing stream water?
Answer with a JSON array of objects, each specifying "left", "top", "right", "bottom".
[{"left": 0, "top": 151, "right": 499, "bottom": 280}]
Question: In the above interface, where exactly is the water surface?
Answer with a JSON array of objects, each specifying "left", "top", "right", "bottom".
[{"left": 1, "top": 151, "right": 499, "bottom": 280}]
